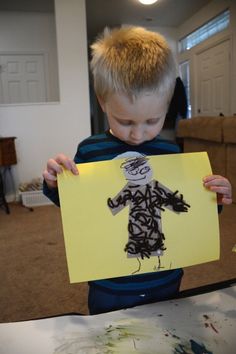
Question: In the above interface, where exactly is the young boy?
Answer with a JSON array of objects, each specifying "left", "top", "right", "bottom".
[{"left": 43, "top": 27, "right": 232, "bottom": 315}]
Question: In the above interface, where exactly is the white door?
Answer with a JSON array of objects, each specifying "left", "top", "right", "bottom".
[
  {"left": 196, "top": 40, "right": 230, "bottom": 116},
  {"left": 0, "top": 54, "right": 47, "bottom": 104}
]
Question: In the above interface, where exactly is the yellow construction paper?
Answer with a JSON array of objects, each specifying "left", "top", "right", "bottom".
[{"left": 58, "top": 152, "right": 220, "bottom": 283}]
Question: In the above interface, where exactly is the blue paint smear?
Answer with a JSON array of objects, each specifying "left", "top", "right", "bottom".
[
  {"left": 174, "top": 339, "right": 213, "bottom": 354},
  {"left": 190, "top": 339, "right": 213, "bottom": 354}
]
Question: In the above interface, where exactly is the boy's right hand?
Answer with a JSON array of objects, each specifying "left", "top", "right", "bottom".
[{"left": 43, "top": 153, "right": 79, "bottom": 189}]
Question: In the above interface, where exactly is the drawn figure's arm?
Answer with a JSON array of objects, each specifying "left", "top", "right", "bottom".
[
  {"left": 107, "top": 184, "right": 132, "bottom": 215},
  {"left": 155, "top": 181, "right": 190, "bottom": 213},
  {"left": 165, "top": 190, "right": 190, "bottom": 212}
]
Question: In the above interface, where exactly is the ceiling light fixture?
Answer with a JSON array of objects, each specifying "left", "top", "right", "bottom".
[{"left": 138, "top": 0, "right": 158, "bottom": 5}]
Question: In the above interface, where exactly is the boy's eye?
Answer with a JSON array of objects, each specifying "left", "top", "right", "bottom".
[
  {"left": 146, "top": 118, "right": 159, "bottom": 125},
  {"left": 117, "top": 119, "right": 132, "bottom": 126}
]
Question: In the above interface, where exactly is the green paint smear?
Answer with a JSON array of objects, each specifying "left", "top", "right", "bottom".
[{"left": 97, "top": 322, "right": 153, "bottom": 352}]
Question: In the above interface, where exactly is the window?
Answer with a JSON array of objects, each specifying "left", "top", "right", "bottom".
[
  {"left": 179, "top": 61, "right": 191, "bottom": 117},
  {"left": 179, "top": 9, "right": 230, "bottom": 53}
]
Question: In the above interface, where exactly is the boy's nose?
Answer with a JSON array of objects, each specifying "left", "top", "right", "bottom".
[{"left": 130, "top": 126, "right": 143, "bottom": 140}]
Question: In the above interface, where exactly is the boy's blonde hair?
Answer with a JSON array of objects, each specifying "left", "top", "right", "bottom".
[{"left": 90, "top": 26, "right": 176, "bottom": 101}]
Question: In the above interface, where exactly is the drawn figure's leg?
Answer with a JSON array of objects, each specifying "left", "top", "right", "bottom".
[
  {"left": 157, "top": 249, "right": 165, "bottom": 270},
  {"left": 132, "top": 258, "right": 141, "bottom": 275}
]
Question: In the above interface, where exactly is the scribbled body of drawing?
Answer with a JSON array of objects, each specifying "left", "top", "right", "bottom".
[{"left": 107, "top": 156, "right": 190, "bottom": 272}]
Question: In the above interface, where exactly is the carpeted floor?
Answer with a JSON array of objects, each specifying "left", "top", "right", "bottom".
[{"left": 0, "top": 202, "right": 235, "bottom": 323}]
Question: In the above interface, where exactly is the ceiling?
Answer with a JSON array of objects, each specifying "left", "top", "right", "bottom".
[
  {"left": 86, "top": 0, "right": 212, "bottom": 41},
  {"left": 0, "top": 0, "right": 212, "bottom": 41},
  {"left": 0, "top": 0, "right": 54, "bottom": 13}
]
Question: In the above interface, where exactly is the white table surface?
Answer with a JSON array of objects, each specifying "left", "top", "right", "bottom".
[{"left": 0, "top": 284, "right": 235, "bottom": 354}]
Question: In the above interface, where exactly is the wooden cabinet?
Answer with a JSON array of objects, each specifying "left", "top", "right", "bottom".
[
  {"left": 0, "top": 137, "right": 17, "bottom": 166},
  {"left": 0, "top": 137, "right": 17, "bottom": 214}
]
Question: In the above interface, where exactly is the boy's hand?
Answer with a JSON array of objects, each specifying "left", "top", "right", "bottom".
[
  {"left": 43, "top": 153, "right": 79, "bottom": 189},
  {"left": 203, "top": 175, "right": 232, "bottom": 205}
]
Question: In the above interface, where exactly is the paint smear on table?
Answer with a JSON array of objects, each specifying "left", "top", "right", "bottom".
[{"left": 53, "top": 318, "right": 215, "bottom": 354}]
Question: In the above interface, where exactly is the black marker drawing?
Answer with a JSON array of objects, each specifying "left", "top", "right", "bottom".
[{"left": 107, "top": 155, "right": 190, "bottom": 273}]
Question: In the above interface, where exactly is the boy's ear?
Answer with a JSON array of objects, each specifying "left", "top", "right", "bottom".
[{"left": 97, "top": 95, "right": 106, "bottom": 112}]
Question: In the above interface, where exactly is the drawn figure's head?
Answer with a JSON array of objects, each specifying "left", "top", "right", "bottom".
[{"left": 121, "top": 156, "right": 153, "bottom": 185}]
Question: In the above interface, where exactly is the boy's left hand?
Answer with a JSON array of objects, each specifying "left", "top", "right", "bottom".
[{"left": 203, "top": 175, "right": 232, "bottom": 205}]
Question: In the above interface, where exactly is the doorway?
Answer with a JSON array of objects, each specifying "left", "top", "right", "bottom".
[{"left": 196, "top": 40, "right": 230, "bottom": 116}]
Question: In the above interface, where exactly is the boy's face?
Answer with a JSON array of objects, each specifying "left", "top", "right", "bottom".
[{"left": 98, "top": 92, "right": 169, "bottom": 145}]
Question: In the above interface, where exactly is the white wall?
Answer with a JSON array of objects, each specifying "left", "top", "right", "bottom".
[
  {"left": 177, "top": 0, "right": 236, "bottom": 116},
  {"left": 0, "top": 10, "right": 59, "bottom": 102},
  {"left": 0, "top": 0, "right": 91, "bottom": 199}
]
